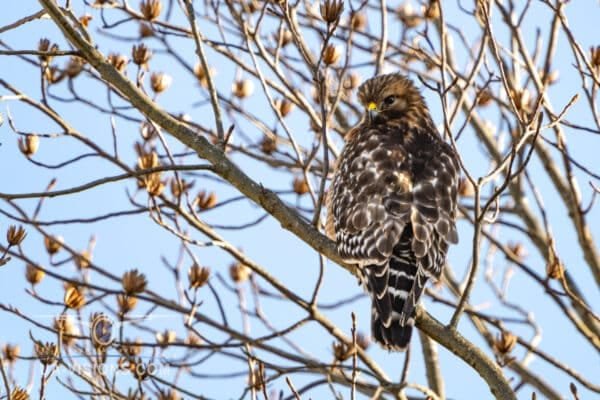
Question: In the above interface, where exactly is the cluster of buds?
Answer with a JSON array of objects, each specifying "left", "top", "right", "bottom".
[
  {"left": 229, "top": 262, "right": 251, "bottom": 283},
  {"left": 132, "top": 43, "right": 152, "bottom": 69},
  {"left": 122, "top": 269, "right": 147, "bottom": 295},
  {"left": 188, "top": 264, "right": 210, "bottom": 289},
  {"left": 144, "top": 173, "right": 165, "bottom": 196},
  {"left": 320, "top": 0, "right": 344, "bottom": 24},
  {"left": 150, "top": 72, "right": 172, "bottom": 94},
  {"left": 107, "top": 53, "right": 128, "bottom": 73},
  {"left": 195, "top": 190, "right": 217, "bottom": 210},
  {"left": 18, "top": 135, "right": 40, "bottom": 157},
  {"left": 140, "top": 0, "right": 162, "bottom": 21},
  {"left": 423, "top": 0, "right": 440, "bottom": 20},
  {"left": 232, "top": 79, "right": 254, "bottom": 99},
  {"left": 64, "top": 286, "right": 86, "bottom": 309},
  {"left": 25, "top": 264, "right": 45, "bottom": 286},
  {"left": 6, "top": 225, "right": 26, "bottom": 246}
]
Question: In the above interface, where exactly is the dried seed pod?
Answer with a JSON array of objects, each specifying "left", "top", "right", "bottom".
[
  {"left": 65, "top": 286, "right": 86, "bottom": 309},
  {"left": 18, "top": 135, "right": 39, "bottom": 157},
  {"left": 144, "top": 173, "right": 165, "bottom": 196},
  {"left": 196, "top": 191, "right": 217, "bottom": 209},
  {"left": 54, "top": 315, "right": 79, "bottom": 347},
  {"left": 477, "top": 90, "right": 493, "bottom": 107},
  {"left": 397, "top": 3, "right": 422, "bottom": 28},
  {"left": 139, "top": 22, "right": 154, "bottom": 38},
  {"left": 157, "top": 390, "right": 181, "bottom": 400},
  {"left": 137, "top": 151, "right": 159, "bottom": 170},
  {"left": 2, "top": 343, "right": 20, "bottom": 364},
  {"left": 156, "top": 329, "right": 176, "bottom": 348},
  {"left": 546, "top": 248, "right": 564, "bottom": 280},
  {"left": 6, "top": 225, "right": 26, "bottom": 246},
  {"left": 107, "top": 53, "right": 128, "bottom": 73},
  {"left": 260, "top": 135, "right": 277, "bottom": 155},
  {"left": 38, "top": 38, "right": 58, "bottom": 64},
  {"left": 65, "top": 57, "right": 85, "bottom": 78},
  {"left": 229, "top": 262, "right": 251, "bottom": 283},
  {"left": 74, "top": 250, "right": 92, "bottom": 269},
  {"left": 122, "top": 269, "right": 147, "bottom": 295},
  {"left": 590, "top": 46, "right": 600, "bottom": 68},
  {"left": 293, "top": 177, "right": 309, "bottom": 195},
  {"left": 132, "top": 43, "right": 152, "bottom": 68},
  {"left": 350, "top": 12, "right": 366, "bottom": 31},
  {"left": 10, "top": 387, "right": 29, "bottom": 400},
  {"left": 320, "top": 0, "right": 344, "bottom": 24},
  {"left": 188, "top": 264, "right": 210, "bottom": 289},
  {"left": 458, "top": 177, "right": 475, "bottom": 197},
  {"left": 139, "top": 121, "right": 158, "bottom": 141},
  {"left": 232, "top": 79, "right": 254, "bottom": 99},
  {"left": 119, "top": 337, "right": 142, "bottom": 356},
  {"left": 193, "top": 64, "right": 216, "bottom": 88},
  {"left": 34, "top": 341, "right": 58, "bottom": 365},
  {"left": 493, "top": 331, "right": 517, "bottom": 355},
  {"left": 140, "top": 0, "right": 162, "bottom": 21},
  {"left": 277, "top": 29, "right": 293, "bottom": 47},
  {"left": 508, "top": 242, "right": 526, "bottom": 261},
  {"left": 275, "top": 98, "right": 294, "bottom": 117},
  {"left": 79, "top": 14, "right": 93, "bottom": 27},
  {"left": 150, "top": 72, "right": 172, "bottom": 93},
  {"left": 332, "top": 341, "right": 355, "bottom": 361},
  {"left": 25, "top": 264, "right": 45, "bottom": 285},
  {"left": 117, "top": 294, "right": 138, "bottom": 314},
  {"left": 423, "top": 0, "right": 440, "bottom": 19},
  {"left": 170, "top": 178, "right": 193, "bottom": 198},
  {"left": 322, "top": 44, "right": 342, "bottom": 66}
]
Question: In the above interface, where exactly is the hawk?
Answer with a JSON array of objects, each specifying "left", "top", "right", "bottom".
[{"left": 327, "top": 73, "right": 460, "bottom": 351}]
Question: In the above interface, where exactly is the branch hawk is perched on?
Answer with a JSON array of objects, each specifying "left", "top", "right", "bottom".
[{"left": 327, "top": 73, "right": 460, "bottom": 351}]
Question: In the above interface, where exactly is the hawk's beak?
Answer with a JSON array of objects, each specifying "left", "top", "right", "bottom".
[{"left": 367, "top": 102, "right": 378, "bottom": 121}]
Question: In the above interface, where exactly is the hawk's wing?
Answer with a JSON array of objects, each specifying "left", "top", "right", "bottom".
[{"left": 330, "top": 124, "right": 459, "bottom": 271}]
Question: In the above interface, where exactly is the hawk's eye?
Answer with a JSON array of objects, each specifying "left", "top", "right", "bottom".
[{"left": 383, "top": 96, "right": 396, "bottom": 106}]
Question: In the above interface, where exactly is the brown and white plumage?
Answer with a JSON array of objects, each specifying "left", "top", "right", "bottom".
[{"left": 327, "top": 73, "right": 460, "bottom": 351}]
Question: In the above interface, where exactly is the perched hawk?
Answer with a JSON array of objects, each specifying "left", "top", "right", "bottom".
[{"left": 327, "top": 73, "right": 460, "bottom": 351}]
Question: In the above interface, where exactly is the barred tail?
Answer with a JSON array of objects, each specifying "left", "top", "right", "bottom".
[{"left": 367, "top": 230, "right": 427, "bottom": 351}]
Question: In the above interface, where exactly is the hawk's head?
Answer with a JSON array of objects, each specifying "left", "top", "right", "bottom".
[{"left": 357, "top": 73, "right": 429, "bottom": 126}]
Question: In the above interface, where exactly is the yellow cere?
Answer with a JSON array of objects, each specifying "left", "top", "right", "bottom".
[{"left": 367, "top": 102, "right": 378, "bottom": 111}]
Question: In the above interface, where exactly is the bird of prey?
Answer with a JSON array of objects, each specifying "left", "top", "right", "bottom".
[{"left": 326, "top": 73, "right": 460, "bottom": 351}]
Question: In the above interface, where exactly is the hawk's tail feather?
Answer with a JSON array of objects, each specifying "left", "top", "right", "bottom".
[{"left": 367, "top": 229, "right": 425, "bottom": 351}]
